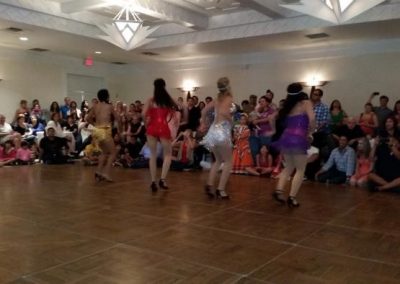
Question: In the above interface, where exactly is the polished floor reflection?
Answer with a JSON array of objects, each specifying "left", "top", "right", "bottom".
[{"left": 1, "top": 164, "right": 400, "bottom": 283}]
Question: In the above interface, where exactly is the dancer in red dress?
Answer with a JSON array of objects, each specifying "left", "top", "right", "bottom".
[{"left": 143, "top": 78, "right": 178, "bottom": 192}]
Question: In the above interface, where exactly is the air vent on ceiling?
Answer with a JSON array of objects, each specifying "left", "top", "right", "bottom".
[
  {"left": 29, "top": 48, "right": 49, "bottom": 52},
  {"left": 5, "top": 27, "right": 23, "bottom": 33},
  {"left": 141, "top": 51, "right": 159, "bottom": 56},
  {"left": 280, "top": 0, "right": 301, "bottom": 4},
  {"left": 305, "top": 33, "right": 330, "bottom": 39},
  {"left": 111, "top": 62, "right": 127, "bottom": 65}
]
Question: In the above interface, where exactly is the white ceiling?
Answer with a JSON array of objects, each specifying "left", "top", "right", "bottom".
[{"left": 0, "top": 0, "right": 399, "bottom": 64}]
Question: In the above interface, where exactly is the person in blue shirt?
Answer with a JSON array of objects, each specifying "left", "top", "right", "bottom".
[
  {"left": 315, "top": 135, "right": 356, "bottom": 184},
  {"left": 60, "top": 97, "right": 71, "bottom": 120}
]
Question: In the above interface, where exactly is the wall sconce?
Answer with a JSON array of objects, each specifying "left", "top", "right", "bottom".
[
  {"left": 177, "top": 79, "right": 199, "bottom": 100},
  {"left": 300, "top": 75, "right": 328, "bottom": 87}
]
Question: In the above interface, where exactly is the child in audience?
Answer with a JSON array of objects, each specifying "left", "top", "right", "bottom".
[
  {"left": 232, "top": 114, "right": 259, "bottom": 175},
  {"left": 0, "top": 140, "right": 17, "bottom": 167},
  {"left": 253, "top": 145, "right": 273, "bottom": 176},
  {"left": 16, "top": 141, "right": 33, "bottom": 165},
  {"left": 82, "top": 138, "right": 102, "bottom": 166},
  {"left": 350, "top": 137, "right": 373, "bottom": 187}
]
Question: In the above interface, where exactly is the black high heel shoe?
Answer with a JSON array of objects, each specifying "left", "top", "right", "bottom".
[
  {"left": 95, "top": 172, "right": 104, "bottom": 182},
  {"left": 150, "top": 182, "right": 158, "bottom": 192},
  {"left": 272, "top": 190, "right": 286, "bottom": 205},
  {"left": 159, "top": 179, "right": 169, "bottom": 190},
  {"left": 287, "top": 196, "right": 300, "bottom": 208},
  {"left": 204, "top": 185, "right": 214, "bottom": 198},
  {"left": 216, "top": 189, "right": 230, "bottom": 200}
]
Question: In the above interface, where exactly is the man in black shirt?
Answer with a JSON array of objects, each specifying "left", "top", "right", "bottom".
[
  {"left": 39, "top": 126, "right": 69, "bottom": 164},
  {"left": 332, "top": 116, "right": 365, "bottom": 148},
  {"left": 186, "top": 97, "right": 201, "bottom": 131}
]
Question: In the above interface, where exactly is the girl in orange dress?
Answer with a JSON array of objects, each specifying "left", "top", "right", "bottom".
[
  {"left": 232, "top": 114, "right": 259, "bottom": 175},
  {"left": 350, "top": 137, "right": 373, "bottom": 187}
]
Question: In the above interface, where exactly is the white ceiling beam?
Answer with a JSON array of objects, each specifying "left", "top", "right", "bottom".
[
  {"left": 60, "top": 0, "right": 111, "bottom": 14},
  {"left": 131, "top": 0, "right": 208, "bottom": 30},
  {"left": 145, "top": 3, "right": 400, "bottom": 49},
  {"left": 61, "top": 0, "right": 209, "bottom": 30},
  {"left": 0, "top": 0, "right": 110, "bottom": 26},
  {"left": 237, "top": 0, "right": 284, "bottom": 19},
  {"left": 341, "top": 0, "right": 386, "bottom": 22},
  {"left": 280, "top": 0, "right": 339, "bottom": 23}
]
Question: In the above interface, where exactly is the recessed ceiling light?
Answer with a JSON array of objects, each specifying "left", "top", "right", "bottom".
[
  {"left": 95, "top": 51, "right": 102, "bottom": 54},
  {"left": 19, "top": 37, "right": 29, "bottom": 41}
]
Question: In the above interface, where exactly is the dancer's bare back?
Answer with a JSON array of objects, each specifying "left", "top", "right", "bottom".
[{"left": 87, "top": 102, "right": 115, "bottom": 126}]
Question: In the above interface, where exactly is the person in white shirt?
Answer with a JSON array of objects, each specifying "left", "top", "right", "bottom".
[{"left": 0, "top": 114, "right": 21, "bottom": 147}]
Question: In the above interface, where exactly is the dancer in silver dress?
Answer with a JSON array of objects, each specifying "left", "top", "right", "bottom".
[{"left": 200, "top": 77, "right": 234, "bottom": 199}]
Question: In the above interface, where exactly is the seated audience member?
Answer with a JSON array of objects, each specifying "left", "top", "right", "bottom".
[
  {"left": 315, "top": 136, "right": 356, "bottom": 184},
  {"left": 368, "top": 134, "right": 400, "bottom": 192},
  {"left": 60, "top": 97, "right": 71, "bottom": 120},
  {"left": 171, "top": 129, "right": 196, "bottom": 171},
  {"left": 333, "top": 117, "right": 364, "bottom": 148},
  {"left": 232, "top": 114, "right": 259, "bottom": 175},
  {"left": 67, "top": 100, "right": 81, "bottom": 121},
  {"left": 121, "top": 135, "right": 142, "bottom": 167},
  {"left": 65, "top": 115, "right": 78, "bottom": 138},
  {"left": 0, "top": 140, "right": 17, "bottom": 167},
  {"left": 16, "top": 140, "right": 33, "bottom": 165},
  {"left": 13, "top": 114, "right": 30, "bottom": 136},
  {"left": 14, "top": 99, "right": 30, "bottom": 123},
  {"left": 379, "top": 116, "right": 399, "bottom": 138},
  {"left": 128, "top": 114, "right": 146, "bottom": 145},
  {"left": 39, "top": 126, "right": 69, "bottom": 164},
  {"left": 329, "top": 99, "right": 347, "bottom": 132},
  {"left": 359, "top": 103, "right": 378, "bottom": 137},
  {"left": 393, "top": 100, "right": 400, "bottom": 127},
  {"left": 82, "top": 138, "right": 101, "bottom": 166},
  {"left": 0, "top": 114, "right": 21, "bottom": 148},
  {"left": 367, "top": 92, "right": 392, "bottom": 130},
  {"left": 253, "top": 145, "right": 273, "bottom": 176},
  {"left": 350, "top": 137, "right": 373, "bottom": 187},
  {"left": 30, "top": 116, "right": 45, "bottom": 136},
  {"left": 47, "top": 112, "right": 76, "bottom": 154},
  {"left": 30, "top": 103, "right": 43, "bottom": 121}
]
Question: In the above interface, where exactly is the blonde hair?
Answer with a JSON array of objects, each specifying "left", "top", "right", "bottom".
[{"left": 217, "top": 77, "right": 232, "bottom": 101}]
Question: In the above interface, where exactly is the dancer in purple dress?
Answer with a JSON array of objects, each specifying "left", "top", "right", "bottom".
[{"left": 272, "top": 83, "right": 315, "bottom": 207}]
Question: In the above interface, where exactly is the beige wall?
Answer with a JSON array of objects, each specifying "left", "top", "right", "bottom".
[{"left": 1, "top": 48, "right": 399, "bottom": 123}]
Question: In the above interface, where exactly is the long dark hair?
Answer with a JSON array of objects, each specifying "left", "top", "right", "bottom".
[
  {"left": 330, "top": 99, "right": 342, "bottom": 111},
  {"left": 277, "top": 83, "right": 308, "bottom": 121},
  {"left": 50, "top": 101, "right": 60, "bottom": 113},
  {"left": 153, "top": 78, "right": 177, "bottom": 109}
]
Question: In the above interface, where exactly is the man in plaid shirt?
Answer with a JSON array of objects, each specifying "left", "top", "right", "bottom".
[{"left": 311, "top": 88, "right": 331, "bottom": 158}]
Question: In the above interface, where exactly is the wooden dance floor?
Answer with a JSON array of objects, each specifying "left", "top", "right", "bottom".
[{"left": 1, "top": 164, "right": 400, "bottom": 283}]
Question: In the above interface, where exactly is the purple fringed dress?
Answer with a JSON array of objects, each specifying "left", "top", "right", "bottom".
[{"left": 273, "top": 113, "right": 310, "bottom": 154}]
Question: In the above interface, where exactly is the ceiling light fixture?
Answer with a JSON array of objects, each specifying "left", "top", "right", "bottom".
[
  {"left": 113, "top": 3, "right": 143, "bottom": 44},
  {"left": 283, "top": 0, "right": 385, "bottom": 24},
  {"left": 95, "top": 51, "right": 102, "bottom": 54},
  {"left": 19, "top": 36, "right": 29, "bottom": 41}
]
